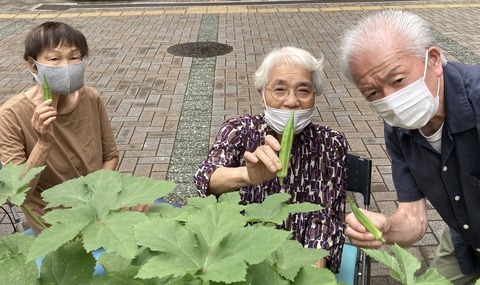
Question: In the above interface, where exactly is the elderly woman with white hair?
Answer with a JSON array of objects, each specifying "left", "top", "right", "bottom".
[{"left": 194, "top": 46, "right": 349, "bottom": 272}]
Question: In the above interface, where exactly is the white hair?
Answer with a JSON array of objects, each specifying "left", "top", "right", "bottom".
[
  {"left": 253, "top": 46, "right": 324, "bottom": 96},
  {"left": 338, "top": 9, "right": 447, "bottom": 82}
]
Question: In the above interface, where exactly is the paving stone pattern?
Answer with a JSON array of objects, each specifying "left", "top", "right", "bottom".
[{"left": 1, "top": 1, "right": 480, "bottom": 284}]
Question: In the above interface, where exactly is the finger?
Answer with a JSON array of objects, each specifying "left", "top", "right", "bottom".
[
  {"left": 254, "top": 146, "right": 280, "bottom": 173},
  {"left": 264, "top": 134, "right": 281, "bottom": 151},
  {"left": 244, "top": 151, "right": 259, "bottom": 164}
]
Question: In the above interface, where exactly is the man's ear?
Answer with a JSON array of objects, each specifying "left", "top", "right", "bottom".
[
  {"left": 26, "top": 57, "right": 38, "bottom": 73},
  {"left": 427, "top": 47, "right": 443, "bottom": 77}
]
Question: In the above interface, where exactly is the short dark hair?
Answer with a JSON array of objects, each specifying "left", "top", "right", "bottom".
[{"left": 23, "top": 21, "right": 89, "bottom": 61}]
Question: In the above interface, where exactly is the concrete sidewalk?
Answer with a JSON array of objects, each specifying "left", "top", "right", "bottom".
[{"left": 1, "top": 1, "right": 480, "bottom": 284}]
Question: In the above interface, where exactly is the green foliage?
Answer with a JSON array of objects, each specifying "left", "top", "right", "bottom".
[
  {"left": 0, "top": 162, "right": 45, "bottom": 206},
  {"left": 0, "top": 233, "right": 38, "bottom": 285},
  {"left": 27, "top": 170, "right": 176, "bottom": 261},
  {"left": 0, "top": 167, "right": 338, "bottom": 284},
  {"left": 363, "top": 243, "right": 452, "bottom": 285}
]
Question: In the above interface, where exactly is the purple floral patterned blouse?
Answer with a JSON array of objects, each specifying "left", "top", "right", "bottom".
[{"left": 194, "top": 114, "right": 348, "bottom": 272}]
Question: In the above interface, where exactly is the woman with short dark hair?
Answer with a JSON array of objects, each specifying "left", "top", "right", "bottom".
[{"left": 0, "top": 21, "right": 119, "bottom": 234}]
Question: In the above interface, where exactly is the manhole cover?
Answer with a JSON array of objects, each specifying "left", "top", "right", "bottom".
[{"left": 167, "top": 42, "right": 233, "bottom": 58}]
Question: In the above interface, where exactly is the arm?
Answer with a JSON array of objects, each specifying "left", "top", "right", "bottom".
[
  {"left": 0, "top": 99, "right": 56, "bottom": 184},
  {"left": 208, "top": 135, "right": 282, "bottom": 196},
  {"left": 97, "top": 94, "right": 119, "bottom": 171},
  {"left": 194, "top": 117, "right": 281, "bottom": 197},
  {"left": 345, "top": 198, "right": 428, "bottom": 248},
  {"left": 102, "top": 157, "right": 118, "bottom": 170}
]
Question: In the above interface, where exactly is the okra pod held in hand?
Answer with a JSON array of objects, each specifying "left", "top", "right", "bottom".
[
  {"left": 277, "top": 110, "right": 294, "bottom": 185},
  {"left": 347, "top": 197, "right": 386, "bottom": 244},
  {"left": 43, "top": 75, "right": 52, "bottom": 102}
]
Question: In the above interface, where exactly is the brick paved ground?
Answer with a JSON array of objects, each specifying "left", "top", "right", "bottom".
[{"left": 1, "top": 0, "right": 480, "bottom": 284}]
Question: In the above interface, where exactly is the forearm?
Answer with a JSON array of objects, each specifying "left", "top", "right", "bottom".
[
  {"left": 385, "top": 200, "right": 428, "bottom": 246},
  {"left": 24, "top": 140, "right": 54, "bottom": 188},
  {"left": 207, "top": 166, "right": 251, "bottom": 196},
  {"left": 103, "top": 157, "right": 118, "bottom": 170}
]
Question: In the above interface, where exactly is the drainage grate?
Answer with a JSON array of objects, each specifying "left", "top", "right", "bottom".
[
  {"left": 35, "top": 5, "right": 71, "bottom": 11},
  {"left": 167, "top": 42, "right": 232, "bottom": 58}
]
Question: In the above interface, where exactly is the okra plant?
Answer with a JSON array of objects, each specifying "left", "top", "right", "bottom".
[
  {"left": 42, "top": 75, "right": 52, "bottom": 102},
  {"left": 277, "top": 110, "right": 294, "bottom": 185}
]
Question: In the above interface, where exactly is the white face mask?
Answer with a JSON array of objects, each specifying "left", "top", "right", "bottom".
[
  {"left": 262, "top": 90, "right": 314, "bottom": 134},
  {"left": 369, "top": 50, "right": 440, "bottom": 130},
  {"left": 31, "top": 60, "right": 85, "bottom": 96}
]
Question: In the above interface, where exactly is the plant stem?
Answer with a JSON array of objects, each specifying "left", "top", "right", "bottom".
[{"left": 20, "top": 204, "right": 47, "bottom": 229}]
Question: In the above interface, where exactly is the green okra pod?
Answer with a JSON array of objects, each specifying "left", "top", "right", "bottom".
[
  {"left": 277, "top": 110, "right": 294, "bottom": 185},
  {"left": 347, "top": 197, "right": 386, "bottom": 244},
  {"left": 43, "top": 75, "right": 52, "bottom": 102}
]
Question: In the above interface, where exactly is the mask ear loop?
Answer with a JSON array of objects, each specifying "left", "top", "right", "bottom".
[
  {"left": 422, "top": 49, "right": 429, "bottom": 79},
  {"left": 423, "top": 49, "right": 441, "bottom": 97}
]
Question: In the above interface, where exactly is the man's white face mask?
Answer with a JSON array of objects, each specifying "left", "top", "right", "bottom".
[
  {"left": 262, "top": 89, "right": 314, "bottom": 134},
  {"left": 369, "top": 50, "right": 440, "bottom": 130}
]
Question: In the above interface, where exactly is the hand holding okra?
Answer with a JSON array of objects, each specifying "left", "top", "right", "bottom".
[
  {"left": 345, "top": 197, "right": 387, "bottom": 248},
  {"left": 31, "top": 76, "right": 57, "bottom": 141},
  {"left": 243, "top": 135, "right": 282, "bottom": 185}
]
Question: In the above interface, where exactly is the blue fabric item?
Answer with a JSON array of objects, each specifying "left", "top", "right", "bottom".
[
  {"left": 154, "top": 198, "right": 181, "bottom": 208},
  {"left": 335, "top": 243, "right": 358, "bottom": 285},
  {"left": 384, "top": 61, "right": 480, "bottom": 274}
]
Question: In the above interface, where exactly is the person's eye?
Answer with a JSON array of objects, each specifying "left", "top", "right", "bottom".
[
  {"left": 296, "top": 89, "right": 312, "bottom": 96},
  {"left": 393, "top": 78, "right": 404, "bottom": 85},
  {"left": 364, "top": 90, "right": 378, "bottom": 99},
  {"left": 273, "top": 87, "right": 287, "bottom": 94}
]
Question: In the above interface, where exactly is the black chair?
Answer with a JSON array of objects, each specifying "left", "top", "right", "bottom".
[{"left": 336, "top": 153, "right": 372, "bottom": 285}]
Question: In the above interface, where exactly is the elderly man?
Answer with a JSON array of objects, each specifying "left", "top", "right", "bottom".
[
  {"left": 339, "top": 9, "right": 480, "bottom": 284},
  {"left": 195, "top": 46, "right": 349, "bottom": 273}
]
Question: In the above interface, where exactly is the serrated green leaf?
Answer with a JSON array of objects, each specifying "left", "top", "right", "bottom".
[
  {"left": 40, "top": 240, "right": 95, "bottom": 285},
  {"left": 135, "top": 253, "right": 197, "bottom": 279},
  {"left": 413, "top": 268, "right": 452, "bottom": 284},
  {"left": 0, "top": 163, "right": 45, "bottom": 205},
  {"left": 83, "top": 211, "right": 147, "bottom": 259},
  {"left": 42, "top": 170, "right": 122, "bottom": 209},
  {"left": 363, "top": 247, "right": 403, "bottom": 282},
  {"left": 272, "top": 240, "right": 327, "bottom": 281},
  {"left": 42, "top": 204, "right": 96, "bottom": 225},
  {"left": 217, "top": 191, "right": 242, "bottom": 204},
  {"left": 187, "top": 202, "right": 247, "bottom": 247},
  {"left": 0, "top": 254, "right": 39, "bottom": 285},
  {"left": 247, "top": 260, "right": 289, "bottom": 285},
  {"left": 221, "top": 224, "right": 291, "bottom": 265},
  {"left": 114, "top": 174, "right": 176, "bottom": 209},
  {"left": 391, "top": 243, "right": 420, "bottom": 285},
  {"left": 27, "top": 211, "right": 92, "bottom": 261},
  {"left": 244, "top": 193, "right": 291, "bottom": 224},
  {"left": 98, "top": 252, "right": 132, "bottom": 273},
  {"left": 293, "top": 266, "right": 338, "bottom": 285},
  {"left": 186, "top": 195, "right": 218, "bottom": 209},
  {"left": 0, "top": 232, "right": 35, "bottom": 257},
  {"left": 283, "top": 202, "right": 322, "bottom": 214},
  {"left": 135, "top": 217, "right": 202, "bottom": 272},
  {"left": 91, "top": 266, "right": 154, "bottom": 285},
  {"left": 42, "top": 170, "right": 176, "bottom": 215}
]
